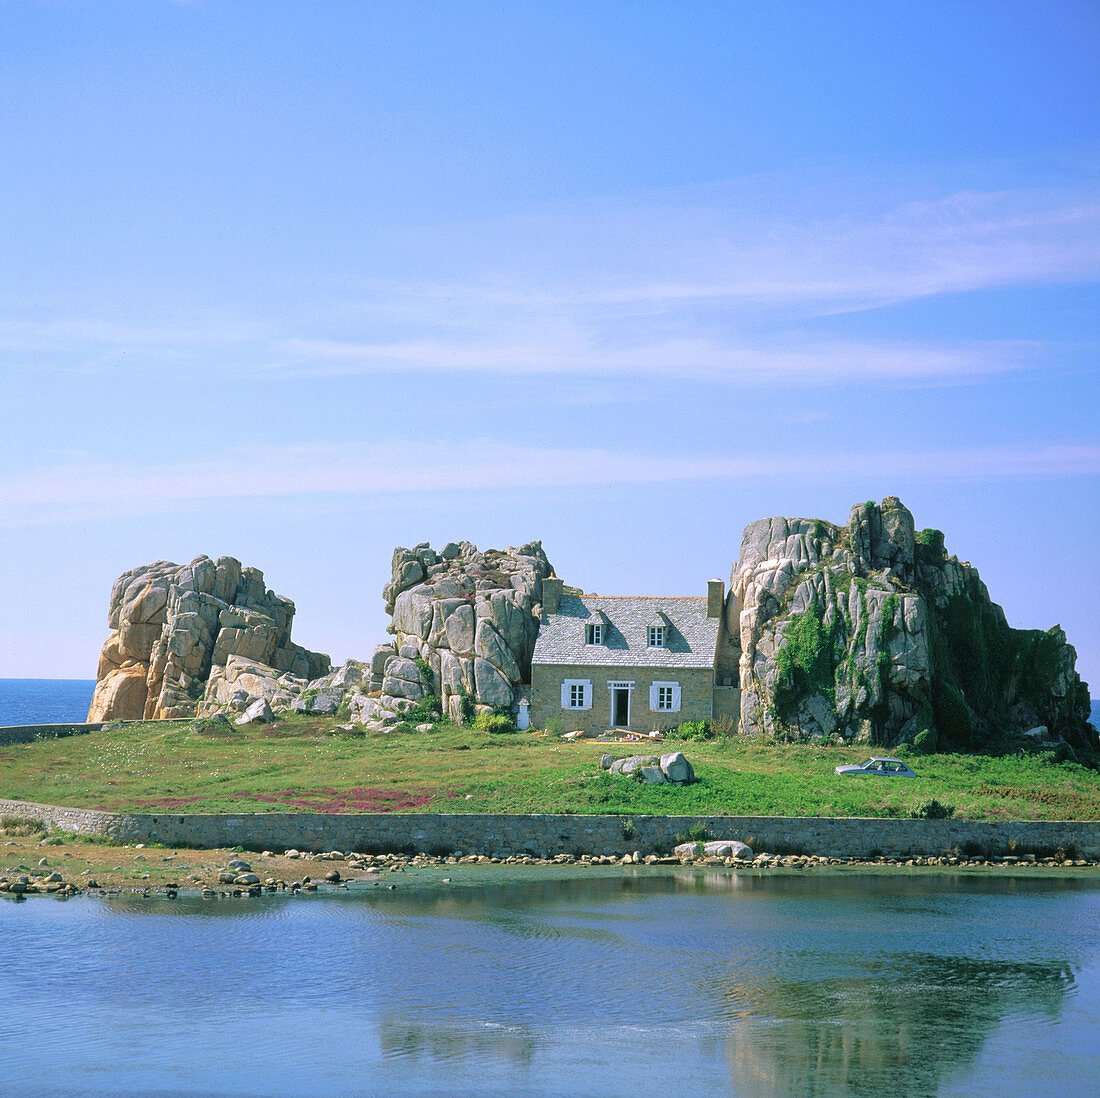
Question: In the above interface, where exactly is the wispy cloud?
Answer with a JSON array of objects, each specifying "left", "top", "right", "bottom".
[
  {"left": 3, "top": 440, "right": 1097, "bottom": 526},
  {"left": 2, "top": 172, "right": 1096, "bottom": 386}
]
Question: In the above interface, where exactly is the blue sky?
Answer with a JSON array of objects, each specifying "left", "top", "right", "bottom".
[{"left": 1, "top": 1, "right": 1098, "bottom": 690}]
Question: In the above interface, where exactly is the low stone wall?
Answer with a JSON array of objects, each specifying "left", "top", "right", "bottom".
[
  {"left": 1, "top": 797, "right": 1097, "bottom": 859},
  {"left": 0, "top": 723, "right": 104, "bottom": 746},
  {"left": 0, "top": 719, "right": 182, "bottom": 746}
]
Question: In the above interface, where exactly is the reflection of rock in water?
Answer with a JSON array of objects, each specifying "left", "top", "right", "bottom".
[
  {"left": 720, "top": 953, "right": 1075, "bottom": 1098},
  {"left": 379, "top": 1017, "right": 538, "bottom": 1067}
]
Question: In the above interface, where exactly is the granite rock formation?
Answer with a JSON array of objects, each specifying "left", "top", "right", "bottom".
[
  {"left": 372, "top": 540, "right": 554, "bottom": 722},
  {"left": 87, "top": 556, "right": 330, "bottom": 721},
  {"left": 732, "top": 497, "right": 1096, "bottom": 759}
]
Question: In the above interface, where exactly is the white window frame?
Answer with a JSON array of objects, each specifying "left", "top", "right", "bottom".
[
  {"left": 647, "top": 625, "right": 665, "bottom": 648},
  {"left": 561, "top": 678, "right": 592, "bottom": 710},
  {"left": 585, "top": 623, "right": 603, "bottom": 645},
  {"left": 650, "top": 680, "right": 681, "bottom": 713}
]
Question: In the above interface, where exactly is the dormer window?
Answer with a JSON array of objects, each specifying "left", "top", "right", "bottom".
[
  {"left": 647, "top": 625, "right": 665, "bottom": 648},
  {"left": 585, "top": 623, "right": 603, "bottom": 645}
]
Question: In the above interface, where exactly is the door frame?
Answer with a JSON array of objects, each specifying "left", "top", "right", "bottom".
[{"left": 607, "top": 681, "right": 634, "bottom": 728}]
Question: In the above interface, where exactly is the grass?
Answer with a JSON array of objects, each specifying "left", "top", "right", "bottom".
[{"left": 0, "top": 715, "right": 1098, "bottom": 820}]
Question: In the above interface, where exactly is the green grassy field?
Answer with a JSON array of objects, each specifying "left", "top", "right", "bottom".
[{"left": 2, "top": 715, "right": 1099, "bottom": 820}]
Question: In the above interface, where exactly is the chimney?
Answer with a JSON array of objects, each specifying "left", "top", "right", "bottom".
[
  {"left": 707, "top": 579, "right": 724, "bottom": 618},
  {"left": 542, "top": 576, "right": 563, "bottom": 614}
]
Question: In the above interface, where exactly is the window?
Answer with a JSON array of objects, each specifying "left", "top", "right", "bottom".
[
  {"left": 647, "top": 625, "right": 665, "bottom": 648},
  {"left": 561, "top": 679, "right": 591, "bottom": 710},
  {"left": 649, "top": 681, "right": 681, "bottom": 712},
  {"left": 585, "top": 623, "right": 603, "bottom": 645}
]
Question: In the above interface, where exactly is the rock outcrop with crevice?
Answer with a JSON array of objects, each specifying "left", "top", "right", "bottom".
[
  {"left": 87, "top": 556, "right": 330, "bottom": 721},
  {"left": 733, "top": 497, "right": 1096, "bottom": 759},
  {"left": 372, "top": 540, "right": 554, "bottom": 721}
]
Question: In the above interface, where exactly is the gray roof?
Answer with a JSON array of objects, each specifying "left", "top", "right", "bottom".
[{"left": 533, "top": 596, "right": 719, "bottom": 669}]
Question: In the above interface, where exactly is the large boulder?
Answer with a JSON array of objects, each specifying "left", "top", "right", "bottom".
[
  {"left": 382, "top": 540, "right": 554, "bottom": 718},
  {"left": 88, "top": 556, "right": 330, "bottom": 721},
  {"left": 732, "top": 497, "right": 1096, "bottom": 760}
]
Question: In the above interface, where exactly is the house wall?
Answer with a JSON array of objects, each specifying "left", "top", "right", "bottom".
[{"left": 530, "top": 663, "right": 714, "bottom": 732}]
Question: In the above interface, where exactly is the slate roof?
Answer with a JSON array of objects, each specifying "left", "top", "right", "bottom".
[{"left": 533, "top": 596, "right": 719, "bottom": 669}]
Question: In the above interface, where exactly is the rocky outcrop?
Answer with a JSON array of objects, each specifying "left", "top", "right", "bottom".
[
  {"left": 88, "top": 556, "right": 330, "bottom": 721},
  {"left": 374, "top": 540, "right": 554, "bottom": 721},
  {"left": 732, "top": 497, "right": 1096, "bottom": 760}
]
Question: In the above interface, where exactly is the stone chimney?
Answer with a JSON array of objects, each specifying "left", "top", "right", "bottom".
[
  {"left": 542, "top": 576, "right": 563, "bottom": 614},
  {"left": 707, "top": 579, "right": 724, "bottom": 618}
]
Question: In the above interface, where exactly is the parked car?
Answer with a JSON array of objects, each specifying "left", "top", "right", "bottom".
[{"left": 835, "top": 757, "right": 916, "bottom": 777}]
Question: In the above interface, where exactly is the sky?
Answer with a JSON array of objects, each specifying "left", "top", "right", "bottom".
[{"left": 1, "top": 1, "right": 1098, "bottom": 691}]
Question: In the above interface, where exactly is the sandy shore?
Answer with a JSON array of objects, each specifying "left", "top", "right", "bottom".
[{"left": 2, "top": 833, "right": 1097, "bottom": 898}]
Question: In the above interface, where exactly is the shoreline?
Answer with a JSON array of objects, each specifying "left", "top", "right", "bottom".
[{"left": 3, "top": 827, "right": 1099, "bottom": 900}]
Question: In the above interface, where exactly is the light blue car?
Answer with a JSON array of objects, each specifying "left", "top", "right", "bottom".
[{"left": 835, "top": 756, "right": 916, "bottom": 777}]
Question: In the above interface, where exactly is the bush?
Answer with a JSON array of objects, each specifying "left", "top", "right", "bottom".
[
  {"left": 910, "top": 798, "right": 955, "bottom": 819},
  {"left": 677, "top": 720, "right": 711, "bottom": 741},
  {"left": 913, "top": 729, "right": 938, "bottom": 755},
  {"left": 405, "top": 695, "right": 443, "bottom": 724},
  {"left": 474, "top": 713, "right": 517, "bottom": 734},
  {"left": 675, "top": 823, "right": 712, "bottom": 845},
  {"left": 711, "top": 713, "right": 736, "bottom": 739},
  {"left": 457, "top": 684, "right": 476, "bottom": 725}
]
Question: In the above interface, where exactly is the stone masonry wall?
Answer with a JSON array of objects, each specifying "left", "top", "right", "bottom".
[
  {"left": 530, "top": 664, "right": 714, "bottom": 732},
  {"left": 6, "top": 796, "right": 1094, "bottom": 861}
]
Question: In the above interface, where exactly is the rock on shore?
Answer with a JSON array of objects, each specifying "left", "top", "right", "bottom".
[
  {"left": 88, "top": 556, "right": 330, "bottom": 721},
  {"left": 372, "top": 540, "right": 554, "bottom": 721},
  {"left": 733, "top": 497, "right": 1096, "bottom": 759}
]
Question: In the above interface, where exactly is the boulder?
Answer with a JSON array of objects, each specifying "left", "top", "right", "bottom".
[
  {"left": 731, "top": 497, "right": 1097, "bottom": 760},
  {"left": 88, "top": 555, "right": 330, "bottom": 721},
  {"left": 674, "top": 840, "right": 754, "bottom": 859},
  {"left": 609, "top": 755, "right": 660, "bottom": 776},
  {"left": 382, "top": 540, "right": 554, "bottom": 712},
  {"left": 659, "top": 752, "right": 694, "bottom": 784},
  {"left": 234, "top": 697, "right": 273, "bottom": 725}
]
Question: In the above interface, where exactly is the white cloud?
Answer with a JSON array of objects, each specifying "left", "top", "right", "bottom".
[
  {"left": 2, "top": 172, "right": 1096, "bottom": 386},
  {"left": 3, "top": 440, "right": 1097, "bottom": 526}
]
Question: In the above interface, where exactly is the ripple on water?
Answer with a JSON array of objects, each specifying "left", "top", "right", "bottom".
[{"left": 1, "top": 870, "right": 1099, "bottom": 1097}]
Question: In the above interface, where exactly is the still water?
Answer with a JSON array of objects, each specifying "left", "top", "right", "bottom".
[{"left": 3, "top": 867, "right": 1099, "bottom": 1097}]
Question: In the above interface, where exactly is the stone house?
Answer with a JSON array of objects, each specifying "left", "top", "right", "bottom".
[{"left": 529, "top": 578, "right": 740, "bottom": 733}]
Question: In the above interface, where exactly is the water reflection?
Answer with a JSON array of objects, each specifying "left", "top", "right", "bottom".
[{"left": 719, "top": 952, "right": 1075, "bottom": 1097}]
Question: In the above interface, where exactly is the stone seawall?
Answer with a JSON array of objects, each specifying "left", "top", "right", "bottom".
[
  {"left": 1, "top": 798, "right": 1097, "bottom": 859},
  {"left": 0, "top": 723, "right": 104, "bottom": 746}
]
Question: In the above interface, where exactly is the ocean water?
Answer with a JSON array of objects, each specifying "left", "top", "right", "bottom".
[
  {"left": 0, "top": 678, "right": 96, "bottom": 725},
  {"left": 2, "top": 868, "right": 1099, "bottom": 1097}
]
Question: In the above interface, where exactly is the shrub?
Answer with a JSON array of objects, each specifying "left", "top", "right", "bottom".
[
  {"left": 542, "top": 718, "right": 563, "bottom": 736},
  {"left": 915, "top": 528, "right": 946, "bottom": 557},
  {"left": 675, "top": 823, "right": 712, "bottom": 845},
  {"left": 474, "top": 713, "right": 517, "bottom": 734},
  {"left": 413, "top": 655, "right": 436, "bottom": 694},
  {"left": 913, "top": 729, "right": 938, "bottom": 755},
  {"left": 334, "top": 697, "right": 352, "bottom": 721},
  {"left": 677, "top": 720, "right": 711, "bottom": 741},
  {"left": 406, "top": 695, "right": 443, "bottom": 724},
  {"left": 457, "top": 684, "right": 476, "bottom": 725},
  {"left": 0, "top": 815, "right": 46, "bottom": 837},
  {"left": 391, "top": 721, "right": 416, "bottom": 735},
  {"left": 910, "top": 798, "right": 955, "bottom": 819},
  {"left": 711, "top": 713, "right": 736, "bottom": 739},
  {"left": 185, "top": 674, "right": 207, "bottom": 701}
]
